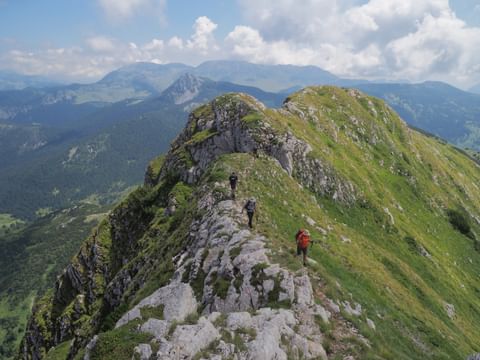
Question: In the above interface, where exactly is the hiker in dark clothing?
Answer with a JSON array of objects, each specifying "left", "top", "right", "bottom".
[
  {"left": 295, "top": 229, "right": 311, "bottom": 266},
  {"left": 229, "top": 172, "right": 238, "bottom": 199},
  {"left": 242, "top": 197, "right": 257, "bottom": 228}
]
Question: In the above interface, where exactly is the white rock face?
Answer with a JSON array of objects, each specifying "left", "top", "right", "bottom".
[
  {"left": 342, "top": 301, "right": 362, "bottom": 317},
  {"left": 157, "top": 317, "right": 220, "bottom": 358},
  {"left": 367, "top": 318, "right": 376, "bottom": 331},
  {"left": 315, "top": 304, "right": 331, "bottom": 324},
  {"left": 115, "top": 283, "right": 197, "bottom": 328},
  {"left": 294, "top": 274, "right": 314, "bottom": 306},
  {"left": 140, "top": 319, "right": 169, "bottom": 338},
  {"left": 226, "top": 312, "right": 253, "bottom": 330},
  {"left": 82, "top": 335, "right": 97, "bottom": 360},
  {"left": 133, "top": 344, "right": 152, "bottom": 360},
  {"left": 445, "top": 302, "right": 456, "bottom": 319}
]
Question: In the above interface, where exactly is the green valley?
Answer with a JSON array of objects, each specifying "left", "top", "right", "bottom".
[{"left": 0, "top": 202, "right": 113, "bottom": 358}]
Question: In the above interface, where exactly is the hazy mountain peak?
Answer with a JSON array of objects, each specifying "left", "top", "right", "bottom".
[{"left": 161, "top": 73, "right": 207, "bottom": 105}]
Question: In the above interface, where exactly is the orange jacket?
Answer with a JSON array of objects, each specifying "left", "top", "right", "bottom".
[{"left": 296, "top": 229, "right": 310, "bottom": 249}]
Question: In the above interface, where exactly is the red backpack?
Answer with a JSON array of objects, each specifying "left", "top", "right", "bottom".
[{"left": 296, "top": 230, "right": 310, "bottom": 249}]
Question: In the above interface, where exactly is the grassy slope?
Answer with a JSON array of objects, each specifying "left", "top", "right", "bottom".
[
  {"left": 22, "top": 87, "right": 480, "bottom": 359},
  {"left": 0, "top": 214, "right": 25, "bottom": 237},
  {"left": 204, "top": 87, "right": 480, "bottom": 358}
]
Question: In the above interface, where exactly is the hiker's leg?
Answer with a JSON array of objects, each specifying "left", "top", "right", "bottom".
[
  {"left": 248, "top": 212, "right": 253, "bottom": 228},
  {"left": 297, "top": 245, "right": 301, "bottom": 256},
  {"left": 303, "top": 248, "right": 308, "bottom": 266}
]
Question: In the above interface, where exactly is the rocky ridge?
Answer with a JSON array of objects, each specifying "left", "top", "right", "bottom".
[
  {"left": 21, "top": 91, "right": 364, "bottom": 360},
  {"left": 159, "top": 93, "right": 356, "bottom": 203},
  {"left": 20, "top": 87, "right": 480, "bottom": 359},
  {"left": 110, "top": 197, "right": 332, "bottom": 359}
]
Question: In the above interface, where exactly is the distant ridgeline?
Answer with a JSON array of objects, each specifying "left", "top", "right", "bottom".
[
  {"left": 0, "top": 71, "right": 284, "bottom": 220},
  {"left": 2, "top": 63, "right": 480, "bottom": 221},
  {"left": 19, "top": 87, "right": 480, "bottom": 360}
]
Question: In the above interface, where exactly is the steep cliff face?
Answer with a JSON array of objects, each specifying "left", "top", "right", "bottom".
[{"left": 21, "top": 87, "right": 480, "bottom": 360}]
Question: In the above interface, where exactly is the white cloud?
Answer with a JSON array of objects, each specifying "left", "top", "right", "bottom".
[
  {"left": 186, "top": 16, "right": 219, "bottom": 53},
  {"left": 98, "top": 0, "right": 166, "bottom": 21},
  {"left": 3, "top": 1, "right": 480, "bottom": 87},
  {"left": 3, "top": 47, "right": 111, "bottom": 79},
  {"left": 225, "top": 26, "right": 316, "bottom": 65},
  {"left": 168, "top": 36, "right": 184, "bottom": 49},
  {"left": 0, "top": 16, "right": 221, "bottom": 82},
  {"left": 86, "top": 36, "right": 117, "bottom": 52},
  {"left": 143, "top": 38, "right": 164, "bottom": 51},
  {"left": 232, "top": 0, "right": 480, "bottom": 86}
]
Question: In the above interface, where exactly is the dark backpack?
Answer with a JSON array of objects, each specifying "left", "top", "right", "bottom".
[{"left": 245, "top": 200, "right": 256, "bottom": 212}]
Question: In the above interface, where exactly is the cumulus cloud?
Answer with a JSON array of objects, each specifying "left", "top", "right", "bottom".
[
  {"left": 232, "top": 0, "right": 480, "bottom": 85},
  {"left": 168, "top": 36, "right": 184, "bottom": 49},
  {"left": 86, "top": 36, "right": 117, "bottom": 52},
  {"left": 143, "top": 38, "right": 164, "bottom": 51},
  {"left": 3, "top": 47, "right": 112, "bottom": 79},
  {"left": 98, "top": 0, "right": 166, "bottom": 21},
  {"left": 0, "top": 16, "right": 221, "bottom": 82},
  {"left": 2, "top": 1, "right": 480, "bottom": 87},
  {"left": 225, "top": 26, "right": 316, "bottom": 65},
  {"left": 186, "top": 16, "right": 219, "bottom": 53}
]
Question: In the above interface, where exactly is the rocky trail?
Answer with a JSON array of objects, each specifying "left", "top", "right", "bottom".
[
  {"left": 114, "top": 196, "right": 327, "bottom": 359},
  {"left": 87, "top": 193, "right": 360, "bottom": 360}
]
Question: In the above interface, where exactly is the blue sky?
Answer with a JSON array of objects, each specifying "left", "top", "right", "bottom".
[
  {"left": 1, "top": 0, "right": 480, "bottom": 88},
  {"left": 0, "top": 1, "right": 240, "bottom": 47}
]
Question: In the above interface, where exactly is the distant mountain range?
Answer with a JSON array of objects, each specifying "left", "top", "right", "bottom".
[
  {"left": 2, "top": 61, "right": 480, "bottom": 221},
  {"left": 0, "top": 73, "right": 284, "bottom": 220},
  {"left": 0, "top": 71, "right": 61, "bottom": 91},
  {"left": 97, "top": 60, "right": 367, "bottom": 94}
]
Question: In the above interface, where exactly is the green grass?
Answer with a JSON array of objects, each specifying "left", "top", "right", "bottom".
[
  {"left": 242, "top": 112, "right": 264, "bottom": 128},
  {"left": 198, "top": 86, "right": 480, "bottom": 358},
  {"left": 187, "top": 129, "right": 218, "bottom": 145},
  {"left": 0, "top": 213, "right": 23, "bottom": 227},
  {"left": 0, "top": 213, "right": 25, "bottom": 236},
  {"left": 0, "top": 295, "right": 34, "bottom": 358},
  {"left": 45, "top": 340, "right": 71, "bottom": 360},
  {"left": 90, "top": 321, "right": 152, "bottom": 360},
  {"left": 211, "top": 272, "right": 231, "bottom": 300},
  {"left": 139, "top": 304, "right": 164, "bottom": 320}
]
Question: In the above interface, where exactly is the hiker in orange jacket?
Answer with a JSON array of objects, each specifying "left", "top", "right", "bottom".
[{"left": 295, "top": 229, "right": 311, "bottom": 266}]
